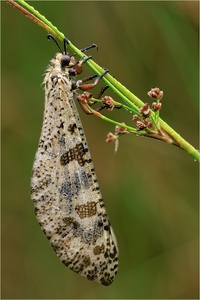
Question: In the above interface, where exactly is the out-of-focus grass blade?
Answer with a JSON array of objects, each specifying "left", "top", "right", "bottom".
[{"left": 150, "top": 3, "right": 198, "bottom": 108}]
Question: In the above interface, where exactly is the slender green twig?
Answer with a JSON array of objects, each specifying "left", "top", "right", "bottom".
[{"left": 6, "top": 0, "right": 199, "bottom": 162}]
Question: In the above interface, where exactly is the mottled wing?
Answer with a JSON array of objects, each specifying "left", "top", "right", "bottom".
[{"left": 30, "top": 58, "right": 118, "bottom": 286}]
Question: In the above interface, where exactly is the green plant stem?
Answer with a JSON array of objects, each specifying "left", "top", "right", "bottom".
[
  {"left": 87, "top": 107, "right": 137, "bottom": 134},
  {"left": 8, "top": 0, "right": 199, "bottom": 162}
]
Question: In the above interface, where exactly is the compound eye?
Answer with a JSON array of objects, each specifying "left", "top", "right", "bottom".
[{"left": 61, "top": 54, "right": 71, "bottom": 67}]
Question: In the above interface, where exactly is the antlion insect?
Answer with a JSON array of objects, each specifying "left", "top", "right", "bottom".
[{"left": 30, "top": 35, "right": 118, "bottom": 286}]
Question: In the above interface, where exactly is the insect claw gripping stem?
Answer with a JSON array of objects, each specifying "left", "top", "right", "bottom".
[
  {"left": 99, "top": 68, "right": 109, "bottom": 79},
  {"left": 82, "top": 55, "right": 93, "bottom": 63}
]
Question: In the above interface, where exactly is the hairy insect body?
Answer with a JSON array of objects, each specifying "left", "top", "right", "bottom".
[{"left": 30, "top": 53, "right": 118, "bottom": 286}]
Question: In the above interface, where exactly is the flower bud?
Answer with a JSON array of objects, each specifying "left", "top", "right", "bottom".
[
  {"left": 136, "top": 121, "right": 146, "bottom": 131},
  {"left": 115, "top": 123, "right": 127, "bottom": 135},
  {"left": 139, "top": 103, "right": 150, "bottom": 118},
  {"left": 147, "top": 87, "right": 163, "bottom": 101},
  {"left": 151, "top": 102, "right": 162, "bottom": 112},
  {"left": 106, "top": 132, "right": 117, "bottom": 143},
  {"left": 101, "top": 96, "right": 115, "bottom": 111},
  {"left": 133, "top": 115, "right": 140, "bottom": 121}
]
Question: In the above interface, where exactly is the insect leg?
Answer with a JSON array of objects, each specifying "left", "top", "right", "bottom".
[{"left": 77, "top": 69, "right": 109, "bottom": 91}]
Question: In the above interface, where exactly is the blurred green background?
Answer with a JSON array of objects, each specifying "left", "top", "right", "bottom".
[{"left": 2, "top": 1, "right": 199, "bottom": 299}]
